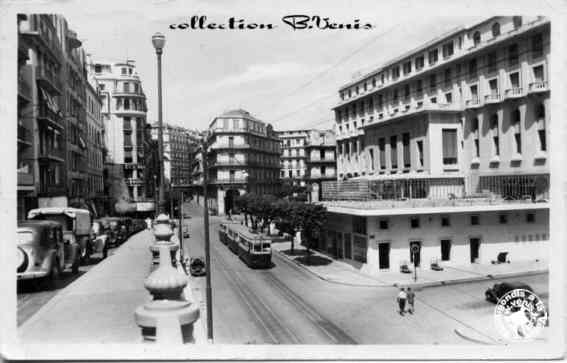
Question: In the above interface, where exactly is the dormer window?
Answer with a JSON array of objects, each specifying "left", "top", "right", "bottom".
[
  {"left": 473, "top": 31, "right": 481, "bottom": 46},
  {"left": 492, "top": 22, "right": 500, "bottom": 37}
]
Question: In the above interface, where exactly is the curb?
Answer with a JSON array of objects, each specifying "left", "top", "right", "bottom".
[{"left": 275, "top": 250, "right": 547, "bottom": 289}]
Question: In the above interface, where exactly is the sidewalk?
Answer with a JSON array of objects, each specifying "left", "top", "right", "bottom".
[
  {"left": 271, "top": 240, "right": 548, "bottom": 288},
  {"left": 19, "top": 229, "right": 204, "bottom": 344}
]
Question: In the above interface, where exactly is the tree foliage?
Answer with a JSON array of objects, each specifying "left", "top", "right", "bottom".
[{"left": 235, "top": 193, "right": 327, "bottom": 254}]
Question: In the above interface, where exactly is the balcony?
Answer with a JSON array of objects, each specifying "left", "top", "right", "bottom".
[
  {"left": 18, "top": 124, "right": 33, "bottom": 146},
  {"left": 528, "top": 81, "right": 549, "bottom": 93},
  {"left": 38, "top": 147, "right": 65, "bottom": 161},
  {"left": 504, "top": 87, "right": 523, "bottom": 99},
  {"left": 36, "top": 65, "right": 62, "bottom": 94},
  {"left": 113, "top": 89, "right": 146, "bottom": 98},
  {"left": 484, "top": 93, "right": 502, "bottom": 104},
  {"left": 38, "top": 105, "right": 63, "bottom": 129},
  {"left": 125, "top": 178, "right": 144, "bottom": 186},
  {"left": 210, "top": 177, "right": 248, "bottom": 185},
  {"left": 38, "top": 183, "right": 66, "bottom": 196},
  {"left": 124, "top": 162, "right": 144, "bottom": 170},
  {"left": 465, "top": 97, "right": 481, "bottom": 109},
  {"left": 18, "top": 70, "right": 33, "bottom": 102},
  {"left": 210, "top": 143, "right": 250, "bottom": 150}
]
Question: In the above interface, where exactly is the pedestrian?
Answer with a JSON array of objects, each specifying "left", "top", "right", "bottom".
[
  {"left": 397, "top": 287, "right": 407, "bottom": 315},
  {"left": 227, "top": 208, "right": 232, "bottom": 221},
  {"left": 145, "top": 217, "right": 152, "bottom": 230},
  {"left": 407, "top": 287, "right": 415, "bottom": 314}
]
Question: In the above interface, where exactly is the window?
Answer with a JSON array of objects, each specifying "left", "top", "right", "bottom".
[
  {"left": 94, "top": 64, "right": 102, "bottom": 73},
  {"left": 445, "top": 92, "right": 452, "bottom": 104},
  {"left": 416, "top": 140, "right": 424, "bottom": 167},
  {"left": 428, "top": 49, "right": 439, "bottom": 65},
  {"left": 402, "top": 133, "right": 410, "bottom": 168},
  {"left": 444, "top": 68, "right": 452, "bottom": 87},
  {"left": 430, "top": 97, "right": 437, "bottom": 104},
  {"left": 121, "top": 67, "right": 127, "bottom": 75},
  {"left": 526, "top": 213, "right": 535, "bottom": 223},
  {"left": 442, "top": 41, "right": 454, "bottom": 58},
  {"left": 468, "top": 58, "right": 477, "bottom": 78},
  {"left": 404, "top": 84, "right": 410, "bottom": 101},
  {"left": 369, "top": 149, "right": 375, "bottom": 170},
  {"left": 470, "top": 84, "right": 478, "bottom": 101},
  {"left": 410, "top": 217, "right": 420, "bottom": 228},
  {"left": 512, "top": 109, "right": 521, "bottom": 154},
  {"left": 488, "top": 78, "right": 498, "bottom": 96},
  {"left": 352, "top": 216, "right": 367, "bottom": 235},
  {"left": 533, "top": 65, "right": 544, "bottom": 83},
  {"left": 379, "top": 219, "right": 389, "bottom": 230},
  {"left": 470, "top": 215, "right": 480, "bottom": 225},
  {"left": 513, "top": 16, "right": 522, "bottom": 29},
  {"left": 372, "top": 78, "right": 376, "bottom": 87},
  {"left": 508, "top": 44, "right": 519, "bottom": 66},
  {"left": 441, "top": 216, "right": 450, "bottom": 227},
  {"left": 429, "top": 74, "right": 437, "bottom": 91},
  {"left": 393, "top": 89, "right": 399, "bottom": 104},
  {"left": 442, "top": 129, "right": 458, "bottom": 165},
  {"left": 390, "top": 136, "right": 398, "bottom": 169},
  {"left": 403, "top": 61, "right": 412, "bottom": 75},
  {"left": 472, "top": 117, "right": 480, "bottom": 158},
  {"left": 492, "top": 22, "right": 500, "bottom": 37},
  {"left": 440, "top": 240, "right": 451, "bottom": 261},
  {"left": 392, "top": 66, "right": 400, "bottom": 79},
  {"left": 472, "top": 31, "right": 481, "bottom": 46},
  {"left": 536, "top": 103, "right": 546, "bottom": 151},
  {"left": 509, "top": 72, "right": 520, "bottom": 89},
  {"left": 499, "top": 214, "right": 508, "bottom": 224},
  {"left": 415, "top": 56, "right": 424, "bottom": 70},
  {"left": 487, "top": 51, "right": 497, "bottom": 72},
  {"left": 491, "top": 114, "right": 500, "bottom": 156},
  {"left": 416, "top": 79, "right": 423, "bottom": 94},
  {"left": 532, "top": 33, "right": 543, "bottom": 58},
  {"left": 379, "top": 138, "right": 386, "bottom": 169}
]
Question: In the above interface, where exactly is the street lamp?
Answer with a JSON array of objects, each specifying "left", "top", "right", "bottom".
[{"left": 152, "top": 32, "right": 166, "bottom": 214}]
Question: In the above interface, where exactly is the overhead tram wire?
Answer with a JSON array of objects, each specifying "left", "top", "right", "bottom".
[{"left": 267, "top": 22, "right": 402, "bottom": 111}]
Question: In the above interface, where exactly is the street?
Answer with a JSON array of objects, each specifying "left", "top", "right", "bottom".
[{"left": 181, "top": 204, "right": 549, "bottom": 344}]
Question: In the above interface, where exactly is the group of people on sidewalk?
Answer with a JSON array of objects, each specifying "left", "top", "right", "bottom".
[{"left": 396, "top": 287, "right": 415, "bottom": 316}]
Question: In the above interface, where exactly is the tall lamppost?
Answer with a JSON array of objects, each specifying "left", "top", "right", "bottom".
[{"left": 152, "top": 32, "right": 166, "bottom": 214}]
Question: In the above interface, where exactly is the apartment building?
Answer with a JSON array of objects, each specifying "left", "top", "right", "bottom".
[
  {"left": 304, "top": 129, "right": 337, "bottom": 201},
  {"left": 89, "top": 59, "right": 154, "bottom": 215},
  {"left": 17, "top": 14, "right": 66, "bottom": 218},
  {"left": 277, "top": 129, "right": 310, "bottom": 187},
  {"left": 150, "top": 123, "right": 200, "bottom": 189},
  {"left": 321, "top": 16, "right": 550, "bottom": 276},
  {"left": 85, "top": 77, "right": 106, "bottom": 215},
  {"left": 197, "top": 109, "right": 281, "bottom": 215}
]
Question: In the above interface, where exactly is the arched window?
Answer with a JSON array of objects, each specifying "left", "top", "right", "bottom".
[
  {"left": 492, "top": 23, "right": 501, "bottom": 37},
  {"left": 513, "top": 16, "right": 522, "bottom": 29},
  {"left": 473, "top": 31, "right": 481, "bottom": 46}
]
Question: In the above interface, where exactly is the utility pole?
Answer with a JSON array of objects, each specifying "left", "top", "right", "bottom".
[{"left": 202, "top": 138, "right": 213, "bottom": 342}]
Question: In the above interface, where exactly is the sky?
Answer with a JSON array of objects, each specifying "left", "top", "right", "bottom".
[{"left": 8, "top": 0, "right": 555, "bottom": 132}]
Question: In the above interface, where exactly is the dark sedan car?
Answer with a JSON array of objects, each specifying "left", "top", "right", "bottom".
[
  {"left": 190, "top": 257, "right": 206, "bottom": 277},
  {"left": 485, "top": 282, "right": 533, "bottom": 303}
]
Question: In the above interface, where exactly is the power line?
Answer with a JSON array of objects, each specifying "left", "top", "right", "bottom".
[{"left": 268, "top": 23, "right": 402, "bottom": 111}]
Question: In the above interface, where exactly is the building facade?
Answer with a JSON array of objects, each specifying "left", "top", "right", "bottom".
[
  {"left": 277, "top": 129, "right": 310, "bottom": 186},
  {"left": 17, "top": 14, "right": 66, "bottom": 219},
  {"left": 320, "top": 16, "right": 550, "bottom": 276},
  {"left": 150, "top": 123, "right": 200, "bottom": 189},
  {"left": 304, "top": 129, "right": 337, "bottom": 201},
  {"left": 85, "top": 77, "right": 106, "bottom": 215},
  {"left": 89, "top": 59, "right": 153, "bottom": 215},
  {"left": 198, "top": 109, "right": 281, "bottom": 215}
]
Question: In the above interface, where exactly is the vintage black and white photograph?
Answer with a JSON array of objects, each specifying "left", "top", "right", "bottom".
[{"left": 0, "top": 0, "right": 565, "bottom": 360}]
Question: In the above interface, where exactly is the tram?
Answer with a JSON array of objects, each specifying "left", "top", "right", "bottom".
[{"left": 225, "top": 224, "right": 272, "bottom": 268}]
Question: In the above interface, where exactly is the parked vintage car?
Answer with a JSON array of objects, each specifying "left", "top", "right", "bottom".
[
  {"left": 28, "top": 207, "right": 93, "bottom": 264},
  {"left": 91, "top": 219, "right": 111, "bottom": 259},
  {"left": 189, "top": 257, "right": 206, "bottom": 277},
  {"left": 17, "top": 220, "right": 80, "bottom": 286},
  {"left": 485, "top": 282, "right": 534, "bottom": 304}
]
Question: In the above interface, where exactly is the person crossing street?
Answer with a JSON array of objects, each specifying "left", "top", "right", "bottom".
[
  {"left": 407, "top": 287, "right": 415, "bottom": 314},
  {"left": 397, "top": 288, "right": 407, "bottom": 316}
]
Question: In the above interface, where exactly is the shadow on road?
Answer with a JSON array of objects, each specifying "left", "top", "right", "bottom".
[
  {"left": 17, "top": 270, "right": 87, "bottom": 293},
  {"left": 281, "top": 249, "right": 310, "bottom": 257}
]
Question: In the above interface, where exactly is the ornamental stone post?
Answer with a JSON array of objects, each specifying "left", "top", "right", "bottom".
[{"left": 135, "top": 214, "right": 199, "bottom": 343}]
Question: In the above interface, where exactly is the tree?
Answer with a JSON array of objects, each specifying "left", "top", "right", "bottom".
[{"left": 298, "top": 204, "right": 327, "bottom": 257}]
